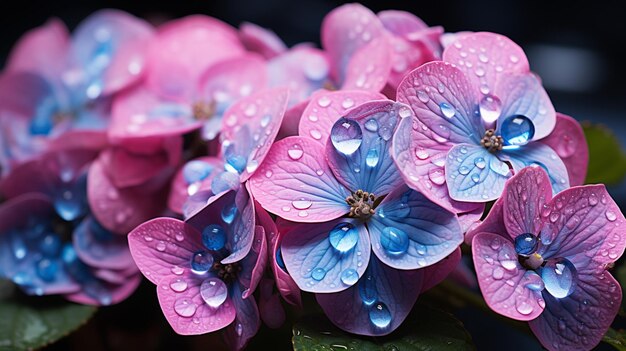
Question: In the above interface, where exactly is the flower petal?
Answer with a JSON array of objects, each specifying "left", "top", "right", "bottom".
[
  {"left": 146, "top": 15, "right": 244, "bottom": 100},
  {"left": 222, "top": 283, "right": 260, "bottom": 350},
  {"left": 65, "top": 273, "right": 141, "bottom": 306},
  {"left": 258, "top": 278, "right": 287, "bottom": 328},
  {"left": 377, "top": 10, "right": 428, "bottom": 34},
  {"left": 316, "top": 255, "right": 422, "bottom": 336},
  {"left": 281, "top": 219, "right": 370, "bottom": 293},
  {"left": 249, "top": 136, "right": 350, "bottom": 222},
  {"left": 539, "top": 185, "right": 626, "bottom": 274},
  {"left": 168, "top": 157, "right": 223, "bottom": 215},
  {"left": 529, "top": 272, "right": 621, "bottom": 351},
  {"left": 238, "top": 226, "right": 267, "bottom": 299},
  {"left": 495, "top": 73, "right": 556, "bottom": 140},
  {"left": 465, "top": 190, "right": 506, "bottom": 244},
  {"left": 445, "top": 143, "right": 512, "bottom": 202},
  {"left": 369, "top": 186, "right": 462, "bottom": 270},
  {"left": 321, "top": 3, "right": 385, "bottom": 85},
  {"left": 73, "top": 217, "right": 134, "bottom": 270},
  {"left": 503, "top": 166, "right": 552, "bottom": 238},
  {"left": 501, "top": 143, "right": 570, "bottom": 195},
  {"left": 397, "top": 61, "right": 483, "bottom": 145},
  {"left": 298, "top": 90, "right": 383, "bottom": 147},
  {"left": 326, "top": 100, "right": 406, "bottom": 195},
  {"left": 341, "top": 37, "right": 391, "bottom": 92},
  {"left": 539, "top": 113, "right": 588, "bottom": 186},
  {"left": 219, "top": 87, "right": 289, "bottom": 182},
  {"left": 239, "top": 22, "right": 287, "bottom": 59},
  {"left": 421, "top": 247, "right": 461, "bottom": 292},
  {"left": 443, "top": 32, "right": 529, "bottom": 99},
  {"left": 472, "top": 232, "right": 545, "bottom": 321}
]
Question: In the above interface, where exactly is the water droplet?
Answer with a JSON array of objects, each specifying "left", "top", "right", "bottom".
[
  {"left": 236, "top": 323, "right": 243, "bottom": 336},
  {"left": 514, "top": 233, "right": 538, "bottom": 256},
  {"left": 479, "top": 84, "right": 490, "bottom": 95},
  {"left": 156, "top": 241, "right": 166, "bottom": 252},
  {"left": 244, "top": 103, "right": 257, "bottom": 117},
  {"left": 170, "top": 278, "right": 188, "bottom": 292},
  {"left": 510, "top": 54, "right": 519, "bottom": 63},
  {"left": 415, "top": 148, "right": 429, "bottom": 160},
  {"left": 331, "top": 118, "right": 363, "bottom": 155},
  {"left": 174, "top": 298, "right": 197, "bottom": 317},
  {"left": 492, "top": 266, "right": 504, "bottom": 280},
  {"left": 182, "top": 161, "right": 213, "bottom": 184},
  {"left": 380, "top": 227, "right": 409, "bottom": 255},
  {"left": 310, "top": 129, "right": 322, "bottom": 140},
  {"left": 471, "top": 173, "right": 480, "bottom": 183},
  {"left": 359, "top": 274, "right": 377, "bottom": 305},
  {"left": 341, "top": 269, "right": 359, "bottom": 286},
  {"left": 364, "top": 119, "right": 379, "bottom": 132},
  {"left": 459, "top": 166, "right": 470, "bottom": 175},
  {"left": 36, "top": 259, "right": 57, "bottom": 282},
  {"left": 365, "top": 148, "right": 379, "bottom": 168},
  {"left": 288, "top": 144, "right": 304, "bottom": 160},
  {"left": 39, "top": 234, "right": 62, "bottom": 257},
  {"left": 398, "top": 106, "right": 412, "bottom": 118},
  {"left": 515, "top": 297, "right": 534, "bottom": 315},
  {"left": 474, "top": 157, "right": 486, "bottom": 169},
  {"left": 428, "top": 168, "right": 445, "bottom": 185},
  {"left": 260, "top": 114, "right": 271, "bottom": 128},
  {"left": 171, "top": 266, "right": 184, "bottom": 275},
  {"left": 478, "top": 53, "right": 489, "bottom": 63},
  {"left": 417, "top": 90, "right": 429, "bottom": 103},
  {"left": 479, "top": 95, "right": 502, "bottom": 124},
  {"left": 588, "top": 193, "right": 598, "bottom": 206},
  {"left": 202, "top": 224, "right": 226, "bottom": 250},
  {"left": 221, "top": 203, "right": 238, "bottom": 224},
  {"left": 541, "top": 258, "right": 577, "bottom": 298},
  {"left": 200, "top": 278, "right": 228, "bottom": 307},
  {"left": 225, "top": 154, "right": 247, "bottom": 174},
  {"left": 275, "top": 246, "right": 286, "bottom": 270},
  {"left": 369, "top": 302, "right": 391, "bottom": 328},
  {"left": 501, "top": 115, "right": 535, "bottom": 146},
  {"left": 606, "top": 211, "right": 617, "bottom": 222},
  {"left": 54, "top": 190, "right": 83, "bottom": 221},
  {"left": 317, "top": 96, "right": 331, "bottom": 107},
  {"left": 191, "top": 251, "right": 213, "bottom": 274},
  {"left": 341, "top": 98, "right": 355, "bottom": 109},
  {"left": 292, "top": 198, "right": 312, "bottom": 210},
  {"left": 329, "top": 222, "right": 359, "bottom": 253},
  {"left": 246, "top": 160, "right": 259, "bottom": 174},
  {"left": 439, "top": 102, "right": 455, "bottom": 118},
  {"left": 524, "top": 272, "right": 545, "bottom": 291},
  {"left": 311, "top": 268, "right": 326, "bottom": 281}
]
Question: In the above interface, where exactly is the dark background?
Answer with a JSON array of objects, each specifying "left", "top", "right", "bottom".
[{"left": 1, "top": 1, "right": 625, "bottom": 350}]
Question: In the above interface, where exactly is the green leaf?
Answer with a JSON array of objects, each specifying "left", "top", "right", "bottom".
[
  {"left": 0, "top": 283, "right": 96, "bottom": 350},
  {"left": 603, "top": 328, "right": 626, "bottom": 351},
  {"left": 292, "top": 303, "right": 475, "bottom": 351},
  {"left": 583, "top": 122, "right": 626, "bottom": 185}
]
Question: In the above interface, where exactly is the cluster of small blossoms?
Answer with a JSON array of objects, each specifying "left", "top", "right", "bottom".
[{"left": 0, "top": 3, "right": 623, "bottom": 351}]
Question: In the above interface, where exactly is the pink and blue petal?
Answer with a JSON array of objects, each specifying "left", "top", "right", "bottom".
[{"left": 501, "top": 143, "right": 570, "bottom": 194}]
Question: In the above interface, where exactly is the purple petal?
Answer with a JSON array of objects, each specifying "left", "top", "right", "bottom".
[
  {"left": 445, "top": 143, "right": 512, "bottom": 202},
  {"left": 369, "top": 186, "right": 462, "bottom": 270},
  {"left": 249, "top": 136, "right": 350, "bottom": 222},
  {"left": 539, "top": 113, "right": 588, "bottom": 186},
  {"left": 223, "top": 283, "right": 261, "bottom": 350},
  {"left": 502, "top": 143, "right": 570, "bottom": 194},
  {"left": 73, "top": 216, "right": 134, "bottom": 270},
  {"left": 421, "top": 247, "right": 461, "bottom": 292},
  {"left": 326, "top": 100, "right": 406, "bottom": 196},
  {"left": 269, "top": 216, "right": 302, "bottom": 306},
  {"left": 298, "top": 90, "right": 384, "bottom": 147},
  {"left": 316, "top": 256, "right": 422, "bottom": 336},
  {"left": 503, "top": 166, "right": 553, "bottom": 238},
  {"left": 239, "top": 22, "right": 287, "bottom": 59},
  {"left": 258, "top": 278, "right": 287, "bottom": 328},
  {"left": 472, "top": 232, "right": 545, "bottom": 321},
  {"left": 397, "top": 61, "right": 483, "bottom": 145},
  {"left": 281, "top": 219, "right": 370, "bottom": 293},
  {"left": 465, "top": 190, "right": 506, "bottom": 244},
  {"left": 238, "top": 226, "right": 268, "bottom": 299},
  {"left": 65, "top": 273, "right": 141, "bottom": 306},
  {"left": 529, "top": 272, "right": 621, "bottom": 351}
]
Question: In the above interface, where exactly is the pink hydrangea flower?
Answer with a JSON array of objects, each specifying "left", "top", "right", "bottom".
[
  {"left": 392, "top": 32, "right": 588, "bottom": 210},
  {"left": 249, "top": 91, "right": 463, "bottom": 335},
  {"left": 470, "top": 166, "right": 625, "bottom": 351}
]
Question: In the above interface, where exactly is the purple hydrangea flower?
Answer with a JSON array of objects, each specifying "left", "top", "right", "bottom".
[
  {"left": 249, "top": 92, "right": 464, "bottom": 335},
  {"left": 392, "top": 32, "right": 588, "bottom": 210},
  {"left": 469, "top": 166, "right": 625, "bottom": 351}
]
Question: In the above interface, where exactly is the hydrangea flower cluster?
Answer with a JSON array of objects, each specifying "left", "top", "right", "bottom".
[{"left": 0, "top": 3, "right": 622, "bottom": 351}]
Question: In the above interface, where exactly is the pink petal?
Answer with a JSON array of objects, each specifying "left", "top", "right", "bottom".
[
  {"left": 48, "top": 130, "right": 108, "bottom": 152},
  {"left": 442, "top": 32, "right": 529, "bottom": 100},
  {"left": 239, "top": 22, "right": 287, "bottom": 59},
  {"left": 503, "top": 166, "right": 553, "bottom": 238},
  {"left": 277, "top": 98, "right": 309, "bottom": 139},
  {"left": 298, "top": 90, "right": 384, "bottom": 146},
  {"left": 88, "top": 158, "right": 167, "bottom": 235},
  {"left": 539, "top": 113, "right": 588, "bottom": 186},
  {"left": 238, "top": 226, "right": 268, "bottom": 299},
  {"left": 145, "top": 15, "right": 245, "bottom": 100},
  {"left": 248, "top": 136, "right": 350, "bottom": 222},
  {"left": 465, "top": 191, "right": 506, "bottom": 245},
  {"left": 6, "top": 18, "right": 69, "bottom": 79},
  {"left": 168, "top": 157, "right": 223, "bottom": 215},
  {"left": 472, "top": 232, "right": 545, "bottom": 321},
  {"left": 219, "top": 87, "right": 289, "bottom": 182},
  {"left": 341, "top": 36, "right": 391, "bottom": 92},
  {"left": 421, "top": 247, "right": 461, "bottom": 292},
  {"left": 377, "top": 10, "right": 428, "bottom": 34},
  {"left": 321, "top": 3, "right": 385, "bottom": 85}
]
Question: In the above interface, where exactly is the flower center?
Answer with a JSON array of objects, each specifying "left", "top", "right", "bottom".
[
  {"left": 212, "top": 261, "right": 241, "bottom": 284},
  {"left": 480, "top": 129, "right": 503, "bottom": 153},
  {"left": 346, "top": 190, "right": 380, "bottom": 220},
  {"left": 192, "top": 100, "right": 216, "bottom": 121}
]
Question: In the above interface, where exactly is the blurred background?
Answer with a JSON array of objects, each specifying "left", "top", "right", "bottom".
[{"left": 1, "top": 0, "right": 625, "bottom": 350}]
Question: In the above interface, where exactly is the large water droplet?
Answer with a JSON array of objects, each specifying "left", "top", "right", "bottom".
[
  {"left": 341, "top": 269, "right": 359, "bottom": 286},
  {"left": 380, "top": 227, "right": 409, "bottom": 255},
  {"left": 479, "top": 95, "right": 502, "bottom": 124},
  {"left": 55, "top": 190, "right": 83, "bottom": 221},
  {"left": 202, "top": 224, "right": 226, "bottom": 251},
  {"left": 287, "top": 144, "right": 304, "bottom": 160},
  {"left": 359, "top": 274, "right": 377, "bottom": 305},
  {"left": 365, "top": 148, "right": 380, "bottom": 168},
  {"left": 36, "top": 259, "right": 58, "bottom": 282},
  {"left": 191, "top": 251, "right": 213, "bottom": 274},
  {"left": 439, "top": 102, "right": 455, "bottom": 118},
  {"left": 183, "top": 161, "right": 213, "bottom": 184},
  {"left": 174, "top": 298, "right": 197, "bottom": 317},
  {"left": 541, "top": 258, "right": 577, "bottom": 298},
  {"left": 311, "top": 268, "right": 326, "bottom": 281},
  {"left": 369, "top": 302, "right": 391, "bottom": 328},
  {"left": 221, "top": 203, "right": 237, "bottom": 224},
  {"left": 364, "top": 119, "right": 379, "bottom": 132},
  {"left": 514, "top": 233, "right": 538, "bottom": 256},
  {"left": 331, "top": 118, "right": 363, "bottom": 155},
  {"left": 329, "top": 222, "right": 359, "bottom": 253},
  {"left": 200, "top": 278, "right": 228, "bottom": 307},
  {"left": 170, "top": 277, "right": 188, "bottom": 292},
  {"left": 292, "top": 198, "right": 312, "bottom": 210},
  {"left": 501, "top": 115, "right": 535, "bottom": 146}
]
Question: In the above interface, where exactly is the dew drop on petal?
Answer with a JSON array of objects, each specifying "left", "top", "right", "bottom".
[
  {"left": 202, "top": 224, "right": 226, "bottom": 250},
  {"left": 439, "top": 102, "right": 455, "bottom": 118},
  {"left": 317, "top": 96, "right": 331, "bottom": 107},
  {"left": 606, "top": 211, "right": 617, "bottom": 222},
  {"left": 170, "top": 278, "right": 188, "bottom": 292},
  {"left": 514, "top": 233, "right": 538, "bottom": 256},
  {"left": 292, "top": 198, "right": 312, "bottom": 210},
  {"left": 287, "top": 144, "right": 304, "bottom": 160},
  {"left": 329, "top": 222, "right": 359, "bottom": 253},
  {"left": 417, "top": 90, "right": 429, "bottom": 103},
  {"left": 479, "top": 95, "right": 502, "bottom": 124},
  {"left": 415, "top": 148, "right": 429, "bottom": 160},
  {"left": 515, "top": 296, "right": 534, "bottom": 315},
  {"left": 428, "top": 168, "right": 446, "bottom": 185},
  {"left": 156, "top": 241, "right": 166, "bottom": 252},
  {"left": 501, "top": 115, "right": 535, "bottom": 146},
  {"left": 200, "top": 278, "right": 228, "bottom": 307},
  {"left": 364, "top": 118, "right": 379, "bottom": 132},
  {"left": 331, "top": 118, "right": 363, "bottom": 155},
  {"left": 341, "top": 98, "right": 355, "bottom": 109},
  {"left": 221, "top": 203, "right": 238, "bottom": 224},
  {"left": 365, "top": 148, "right": 380, "bottom": 168},
  {"left": 183, "top": 161, "right": 213, "bottom": 184},
  {"left": 311, "top": 268, "right": 326, "bottom": 281},
  {"left": 359, "top": 274, "right": 377, "bottom": 305},
  {"left": 340, "top": 268, "right": 359, "bottom": 286},
  {"left": 369, "top": 302, "right": 391, "bottom": 328},
  {"left": 190, "top": 251, "right": 213, "bottom": 274},
  {"left": 380, "top": 227, "right": 409, "bottom": 255},
  {"left": 541, "top": 258, "right": 577, "bottom": 298},
  {"left": 174, "top": 298, "right": 197, "bottom": 317}
]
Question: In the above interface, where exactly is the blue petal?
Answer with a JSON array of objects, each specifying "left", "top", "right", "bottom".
[
  {"left": 501, "top": 143, "right": 570, "bottom": 195},
  {"left": 316, "top": 255, "right": 423, "bottom": 336},
  {"left": 281, "top": 218, "right": 371, "bottom": 293},
  {"left": 326, "top": 100, "right": 406, "bottom": 195},
  {"left": 369, "top": 186, "right": 463, "bottom": 270},
  {"left": 445, "top": 143, "right": 512, "bottom": 202}
]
